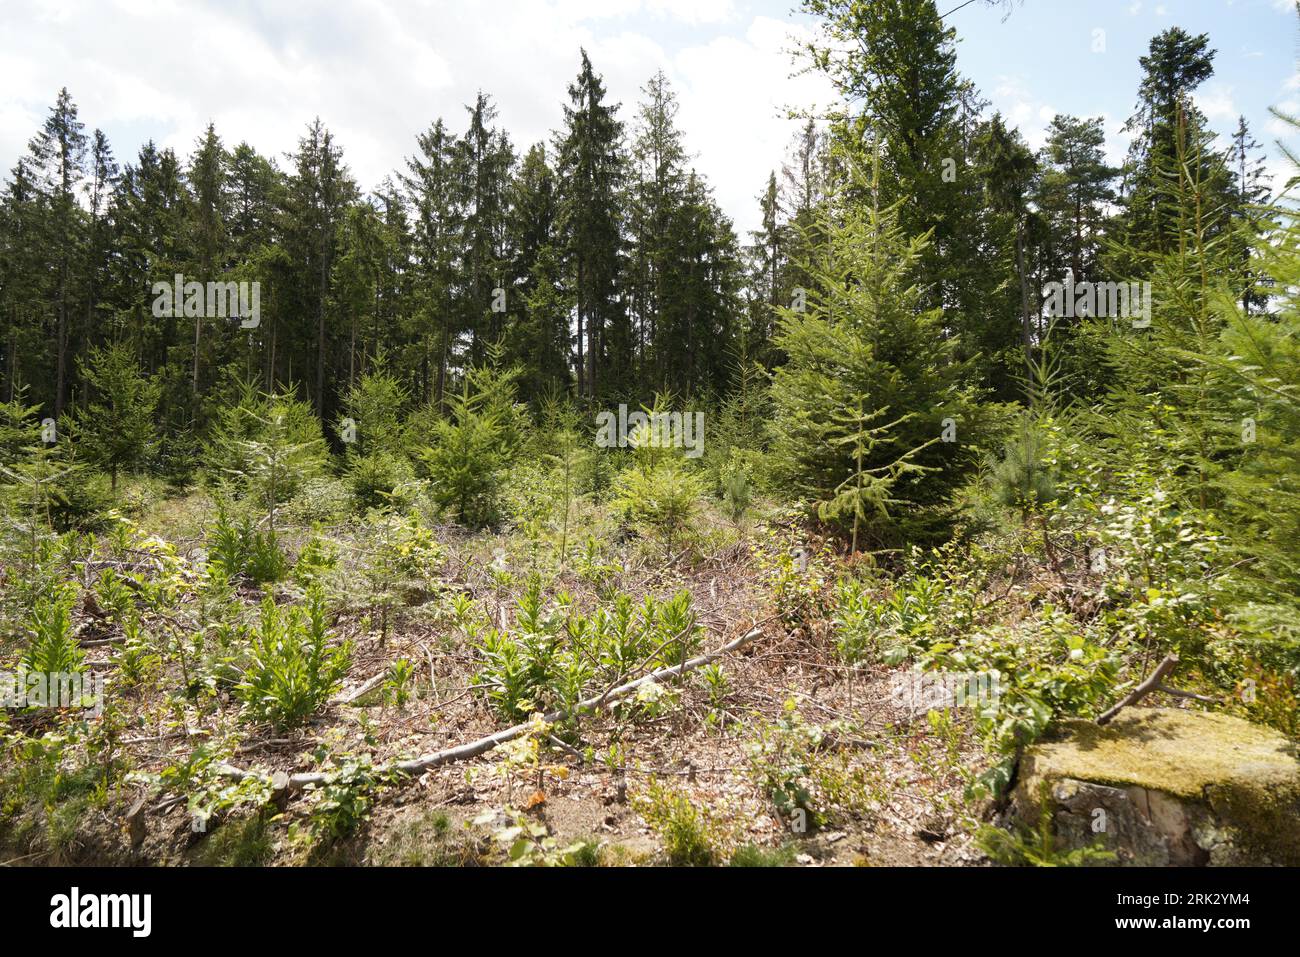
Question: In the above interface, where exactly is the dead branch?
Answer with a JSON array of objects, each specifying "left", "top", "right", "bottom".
[
  {"left": 1097, "top": 653, "right": 1179, "bottom": 725},
  {"left": 215, "top": 625, "right": 766, "bottom": 793},
  {"left": 337, "top": 672, "right": 387, "bottom": 705}
]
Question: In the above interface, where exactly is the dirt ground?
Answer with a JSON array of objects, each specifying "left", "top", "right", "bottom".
[{"left": 0, "top": 506, "right": 997, "bottom": 868}]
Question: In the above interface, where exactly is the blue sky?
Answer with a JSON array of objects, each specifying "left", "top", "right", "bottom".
[
  {"left": 948, "top": 0, "right": 1297, "bottom": 168},
  {"left": 1, "top": 0, "right": 1294, "bottom": 235}
]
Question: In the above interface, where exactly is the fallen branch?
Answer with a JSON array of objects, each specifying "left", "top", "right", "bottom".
[
  {"left": 1097, "top": 654, "right": 1179, "bottom": 725},
  {"left": 216, "top": 625, "right": 766, "bottom": 793},
  {"left": 337, "top": 672, "right": 387, "bottom": 705},
  {"left": 1153, "top": 685, "right": 1218, "bottom": 705}
]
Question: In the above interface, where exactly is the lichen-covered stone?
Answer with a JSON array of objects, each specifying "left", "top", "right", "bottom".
[{"left": 1014, "top": 708, "right": 1300, "bottom": 866}]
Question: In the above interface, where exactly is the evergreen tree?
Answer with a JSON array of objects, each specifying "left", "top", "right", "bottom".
[
  {"left": 0, "top": 161, "right": 45, "bottom": 403},
  {"left": 26, "top": 89, "right": 89, "bottom": 416},
  {"left": 282, "top": 119, "right": 357, "bottom": 418},
  {"left": 745, "top": 170, "right": 791, "bottom": 370},
  {"left": 401, "top": 118, "right": 462, "bottom": 407},
  {"left": 556, "top": 50, "right": 625, "bottom": 399},
  {"left": 1117, "top": 29, "right": 1234, "bottom": 261},
  {"left": 458, "top": 93, "right": 514, "bottom": 365},
  {"left": 1034, "top": 115, "right": 1117, "bottom": 286},
  {"left": 82, "top": 129, "right": 118, "bottom": 381},
  {"left": 71, "top": 342, "right": 159, "bottom": 490},
  {"left": 110, "top": 142, "right": 189, "bottom": 376},
  {"left": 628, "top": 71, "right": 687, "bottom": 392},
  {"left": 505, "top": 144, "right": 570, "bottom": 399},
  {"left": 187, "top": 123, "right": 230, "bottom": 397},
  {"left": 1227, "top": 116, "right": 1273, "bottom": 315},
  {"left": 769, "top": 148, "right": 989, "bottom": 547},
  {"left": 802, "top": 0, "right": 1023, "bottom": 394}
]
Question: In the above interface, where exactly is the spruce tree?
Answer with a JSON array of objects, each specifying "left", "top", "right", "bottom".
[
  {"left": 556, "top": 50, "right": 625, "bottom": 400},
  {"left": 769, "top": 147, "right": 989, "bottom": 548},
  {"left": 71, "top": 342, "right": 159, "bottom": 490},
  {"left": 26, "top": 88, "right": 88, "bottom": 416},
  {"left": 401, "top": 118, "right": 462, "bottom": 407}
]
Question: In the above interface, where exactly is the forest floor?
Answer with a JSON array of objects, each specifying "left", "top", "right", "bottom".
[{"left": 1, "top": 488, "right": 1003, "bottom": 868}]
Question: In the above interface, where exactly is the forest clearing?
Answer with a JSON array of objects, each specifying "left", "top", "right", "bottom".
[{"left": 0, "top": 0, "right": 1297, "bottom": 886}]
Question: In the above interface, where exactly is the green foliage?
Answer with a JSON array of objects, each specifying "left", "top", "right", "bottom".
[
  {"left": 385, "top": 658, "right": 416, "bottom": 708},
  {"left": 476, "top": 584, "right": 703, "bottom": 722},
  {"left": 21, "top": 584, "right": 83, "bottom": 677},
  {"left": 610, "top": 398, "right": 706, "bottom": 554},
  {"left": 305, "top": 755, "right": 384, "bottom": 840},
  {"left": 339, "top": 364, "right": 410, "bottom": 459},
  {"left": 919, "top": 609, "right": 1123, "bottom": 798},
  {"left": 346, "top": 451, "right": 415, "bottom": 513},
  {"left": 833, "top": 571, "right": 947, "bottom": 665},
  {"left": 744, "top": 701, "right": 824, "bottom": 830},
  {"left": 205, "top": 384, "right": 328, "bottom": 518},
  {"left": 768, "top": 153, "right": 991, "bottom": 548},
  {"left": 728, "top": 843, "right": 798, "bottom": 867},
  {"left": 356, "top": 510, "right": 443, "bottom": 643},
  {"left": 987, "top": 419, "right": 1061, "bottom": 519},
  {"left": 0, "top": 727, "right": 109, "bottom": 857},
  {"left": 421, "top": 364, "right": 521, "bottom": 528},
  {"left": 634, "top": 779, "right": 728, "bottom": 866},
  {"left": 71, "top": 342, "right": 160, "bottom": 490},
  {"left": 474, "top": 807, "right": 596, "bottom": 867},
  {"left": 719, "top": 453, "right": 754, "bottom": 525},
  {"left": 340, "top": 365, "right": 417, "bottom": 511},
  {"left": 235, "top": 585, "right": 352, "bottom": 729},
  {"left": 206, "top": 509, "right": 288, "bottom": 584}
]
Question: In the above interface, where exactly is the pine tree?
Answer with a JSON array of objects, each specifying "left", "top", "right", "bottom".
[
  {"left": 745, "top": 170, "right": 790, "bottom": 369},
  {"left": 801, "top": 0, "right": 1023, "bottom": 394},
  {"left": 420, "top": 360, "right": 521, "bottom": 528},
  {"left": 505, "top": 143, "right": 570, "bottom": 399},
  {"left": 658, "top": 172, "right": 743, "bottom": 397},
  {"left": 1117, "top": 29, "right": 1234, "bottom": 261},
  {"left": 556, "top": 50, "right": 625, "bottom": 400},
  {"left": 1034, "top": 115, "right": 1117, "bottom": 286},
  {"left": 977, "top": 114, "right": 1038, "bottom": 384},
  {"left": 1227, "top": 116, "right": 1273, "bottom": 315},
  {"left": 401, "top": 118, "right": 462, "bottom": 407},
  {"left": 187, "top": 123, "right": 230, "bottom": 397},
  {"left": 111, "top": 142, "right": 189, "bottom": 370},
  {"left": 82, "top": 129, "right": 118, "bottom": 383},
  {"left": 71, "top": 342, "right": 159, "bottom": 490},
  {"left": 331, "top": 199, "right": 387, "bottom": 390},
  {"left": 769, "top": 146, "right": 988, "bottom": 548},
  {"left": 283, "top": 119, "right": 357, "bottom": 418},
  {"left": 458, "top": 93, "right": 514, "bottom": 365},
  {"left": 628, "top": 71, "right": 687, "bottom": 392},
  {"left": 0, "top": 161, "right": 45, "bottom": 403},
  {"left": 26, "top": 89, "right": 89, "bottom": 416}
]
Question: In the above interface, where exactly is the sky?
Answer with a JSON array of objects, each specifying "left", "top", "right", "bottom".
[{"left": 0, "top": 0, "right": 1296, "bottom": 238}]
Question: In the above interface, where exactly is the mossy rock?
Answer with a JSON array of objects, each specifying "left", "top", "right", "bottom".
[{"left": 1015, "top": 708, "right": 1300, "bottom": 866}]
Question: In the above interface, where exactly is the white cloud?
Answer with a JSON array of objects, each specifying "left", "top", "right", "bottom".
[
  {"left": 989, "top": 74, "right": 1058, "bottom": 150},
  {"left": 646, "top": 0, "right": 738, "bottom": 25},
  {"left": 0, "top": 0, "right": 830, "bottom": 235},
  {"left": 1194, "top": 82, "right": 1237, "bottom": 123}
]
